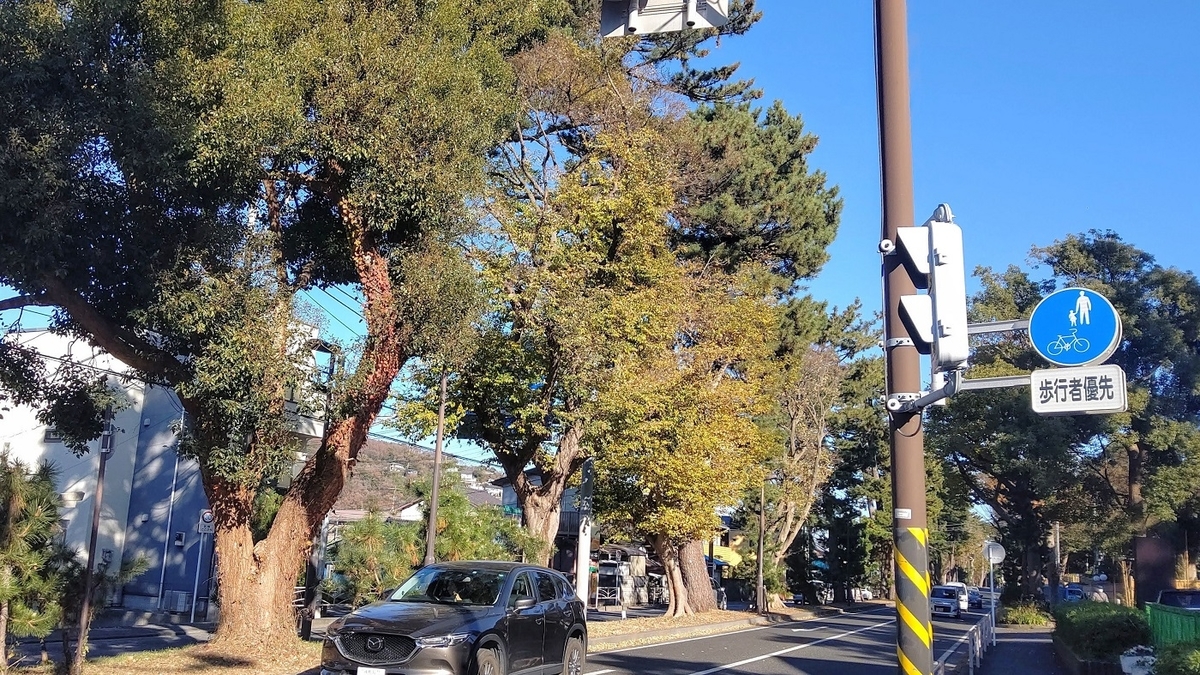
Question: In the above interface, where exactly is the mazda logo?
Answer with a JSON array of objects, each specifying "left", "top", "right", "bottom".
[{"left": 365, "top": 635, "right": 386, "bottom": 653}]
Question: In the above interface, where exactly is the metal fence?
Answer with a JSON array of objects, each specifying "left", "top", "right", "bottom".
[
  {"left": 933, "top": 612, "right": 995, "bottom": 675},
  {"left": 1147, "top": 603, "right": 1200, "bottom": 647}
]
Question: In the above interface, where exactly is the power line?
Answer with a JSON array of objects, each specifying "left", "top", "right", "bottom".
[
  {"left": 328, "top": 285, "right": 363, "bottom": 307},
  {"left": 365, "top": 430, "right": 494, "bottom": 467},
  {"left": 301, "top": 290, "right": 364, "bottom": 338}
]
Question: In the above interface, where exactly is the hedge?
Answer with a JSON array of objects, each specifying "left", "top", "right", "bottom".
[{"left": 1053, "top": 601, "right": 1151, "bottom": 662}]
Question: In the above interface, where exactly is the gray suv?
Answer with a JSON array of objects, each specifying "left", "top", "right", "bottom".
[{"left": 321, "top": 561, "right": 586, "bottom": 675}]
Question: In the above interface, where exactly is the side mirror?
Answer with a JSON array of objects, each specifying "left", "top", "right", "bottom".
[{"left": 513, "top": 597, "right": 536, "bottom": 611}]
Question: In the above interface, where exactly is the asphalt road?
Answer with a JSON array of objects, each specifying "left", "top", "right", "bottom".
[{"left": 585, "top": 606, "right": 991, "bottom": 675}]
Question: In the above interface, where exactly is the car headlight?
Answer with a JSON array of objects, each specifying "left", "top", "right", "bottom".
[{"left": 415, "top": 633, "right": 475, "bottom": 648}]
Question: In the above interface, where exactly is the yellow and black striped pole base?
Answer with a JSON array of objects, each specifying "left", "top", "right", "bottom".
[{"left": 895, "top": 526, "right": 933, "bottom": 674}]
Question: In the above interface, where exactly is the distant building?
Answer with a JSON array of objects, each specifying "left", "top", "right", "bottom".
[
  {"left": 491, "top": 470, "right": 581, "bottom": 573},
  {"left": 0, "top": 330, "right": 328, "bottom": 617}
]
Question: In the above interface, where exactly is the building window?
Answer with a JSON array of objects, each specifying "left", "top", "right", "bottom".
[{"left": 44, "top": 428, "right": 62, "bottom": 443}]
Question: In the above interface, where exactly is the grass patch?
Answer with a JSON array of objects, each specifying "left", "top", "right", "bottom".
[
  {"left": 998, "top": 601, "right": 1053, "bottom": 626},
  {"left": 11, "top": 642, "right": 323, "bottom": 675}
]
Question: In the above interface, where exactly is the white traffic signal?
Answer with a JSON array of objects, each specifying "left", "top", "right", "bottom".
[
  {"left": 927, "top": 207, "right": 969, "bottom": 370},
  {"left": 601, "top": 0, "right": 730, "bottom": 38},
  {"left": 894, "top": 204, "right": 970, "bottom": 371}
]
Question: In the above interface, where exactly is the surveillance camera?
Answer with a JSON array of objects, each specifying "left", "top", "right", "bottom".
[{"left": 878, "top": 239, "right": 895, "bottom": 254}]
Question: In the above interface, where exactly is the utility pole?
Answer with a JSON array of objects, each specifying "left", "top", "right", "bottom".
[
  {"left": 300, "top": 344, "right": 338, "bottom": 640},
  {"left": 876, "top": 1, "right": 933, "bottom": 673},
  {"left": 424, "top": 366, "right": 448, "bottom": 565},
  {"left": 74, "top": 404, "right": 114, "bottom": 670}
]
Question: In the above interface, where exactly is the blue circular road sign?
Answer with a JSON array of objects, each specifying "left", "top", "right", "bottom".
[{"left": 1028, "top": 287, "right": 1122, "bottom": 367}]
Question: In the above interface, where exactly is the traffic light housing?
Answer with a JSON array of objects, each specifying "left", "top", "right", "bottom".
[
  {"left": 896, "top": 204, "right": 970, "bottom": 371},
  {"left": 600, "top": 0, "right": 730, "bottom": 38}
]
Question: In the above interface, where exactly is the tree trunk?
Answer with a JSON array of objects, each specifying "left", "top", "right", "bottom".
[
  {"left": 679, "top": 540, "right": 717, "bottom": 613},
  {"left": 649, "top": 534, "right": 690, "bottom": 617},
  {"left": 507, "top": 425, "right": 586, "bottom": 565},
  {"left": 519, "top": 491, "right": 563, "bottom": 565},
  {"left": 0, "top": 599, "right": 8, "bottom": 669},
  {"left": 208, "top": 202, "right": 407, "bottom": 645},
  {"left": 1128, "top": 443, "right": 1146, "bottom": 532}
]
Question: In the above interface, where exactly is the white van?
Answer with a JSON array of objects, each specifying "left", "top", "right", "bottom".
[{"left": 942, "top": 582, "right": 969, "bottom": 612}]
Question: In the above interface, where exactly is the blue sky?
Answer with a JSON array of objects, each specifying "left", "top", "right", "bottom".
[{"left": 710, "top": 1, "right": 1200, "bottom": 316}]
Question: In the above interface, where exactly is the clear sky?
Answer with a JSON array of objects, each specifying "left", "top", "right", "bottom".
[{"left": 709, "top": 1, "right": 1200, "bottom": 316}]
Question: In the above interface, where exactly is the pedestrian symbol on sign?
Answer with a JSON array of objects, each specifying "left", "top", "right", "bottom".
[{"left": 1028, "top": 288, "right": 1122, "bottom": 367}]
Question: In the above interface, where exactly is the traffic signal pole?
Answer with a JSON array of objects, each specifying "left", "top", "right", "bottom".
[{"left": 875, "top": 2, "right": 933, "bottom": 674}]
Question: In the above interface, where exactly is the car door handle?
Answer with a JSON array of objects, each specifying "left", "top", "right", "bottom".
[{"left": 535, "top": 617, "right": 544, "bottom": 625}]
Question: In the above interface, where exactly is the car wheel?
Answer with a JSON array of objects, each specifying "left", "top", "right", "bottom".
[
  {"left": 473, "top": 646, "right": 505, "bottom": 675},
  {"left": 561, "top": 636, "right": 585, "bottom": 675}
]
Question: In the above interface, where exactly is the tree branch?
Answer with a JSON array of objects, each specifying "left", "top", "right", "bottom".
[
  {"left": 39, "top": 274, "right": 189, "bottom": 383},
  {"left": 0, "top": 295, "right": 51, "bottom": 312}
]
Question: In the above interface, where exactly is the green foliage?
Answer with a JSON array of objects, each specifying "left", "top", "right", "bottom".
[
  {"left": 1156, "top": 641, "right": 1200, "bottom": 675},
  {"left": 678, "top": 101, "right": 842, "bottom": 292},
  {"left": 0, "top": 450, "right": 63, "bottom": 646},
  {"left": 329, "top": 476, "right": 536, "bottom": 607},
  {"left": 999, "top": 601, "right": 1053, "bottom": 626},
  {"left": 1054, "top": 601, "right": 1152, "bottom": 662},
  {"left": 328, "top": 513, "right": 422, "bottom": 607}
]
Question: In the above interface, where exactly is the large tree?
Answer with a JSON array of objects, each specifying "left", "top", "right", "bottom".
[{"left": 1, "top": 0, "right": 550, "bottom": 644}]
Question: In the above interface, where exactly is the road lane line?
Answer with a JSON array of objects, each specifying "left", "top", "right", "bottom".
[
  {"left": 790, "top": 627, "right": 822, "bottom": 632},
  {"left": 682, "top": 618, "right": 897, "bottom": 675},
  {"left": 596, "top": 606, "right": 894, "bottom": 655},
  {"left": 584, "top": 670, "right": 616, "bottom": 675}
]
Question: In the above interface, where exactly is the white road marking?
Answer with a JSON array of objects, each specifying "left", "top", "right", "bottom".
[
  {"left": 790, "top": 627, "right": 822, "bottom": 632},
  {"left": 595, "top": 606, "right": 893, "bottom": 655},
  {"left": 584, "top": 670, "right": 616, "bottom": 675},
  {"left": 682, "top": 618, "right": 896, "bottom": 675}
]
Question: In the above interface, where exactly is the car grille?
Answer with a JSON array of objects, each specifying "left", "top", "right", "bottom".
[{"left": 336, "top": 632, "right": 417, "bottom": 665}]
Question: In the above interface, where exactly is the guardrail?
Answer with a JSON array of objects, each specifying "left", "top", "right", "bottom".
[{"left": 933, "top": 612, "right": 995, "bottom": 675}]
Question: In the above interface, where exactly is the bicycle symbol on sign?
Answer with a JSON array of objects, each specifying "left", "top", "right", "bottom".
[{"left": 1047, "top": 329, "right": 1090, "bottom": 356}]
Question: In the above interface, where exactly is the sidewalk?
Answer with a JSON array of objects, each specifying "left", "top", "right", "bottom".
[{"left": 977, "top": 626, "right": 1063, "bottom": 675}]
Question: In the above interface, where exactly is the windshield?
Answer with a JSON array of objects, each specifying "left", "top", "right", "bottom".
[
  {"left": 389, "top": 567, "right": 508, "bottom": 606},
  {"left": 932, "top": 588, "right": 959, "bottom": 599},
  {"left": 1159, "top": 591, "right": 1200, "bottom": 609}
]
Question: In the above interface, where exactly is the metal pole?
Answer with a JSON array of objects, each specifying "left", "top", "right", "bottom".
[
  {"left": 424, "top": 367, "right": 448, "bottom": 565},
  {"left": 876, "top": 1, "right": 932, "bottom": 672},
  {"left": 190, "top": 531, "right": 204, "bottom": 623},
  {"left": 575, "top": 458, "right": 595, "bottom": 606},
  {"left": 756, "top": 481, "right": 766, "bottom": 614},
  {"left": 989, "top": 562, "right": 996, "bottom": 647},
  {"left": 156, "top": 409, "right": 185, "bottom": 610},
  {"left": 74, "top": 404, "right": 113, "bottom": 667}
]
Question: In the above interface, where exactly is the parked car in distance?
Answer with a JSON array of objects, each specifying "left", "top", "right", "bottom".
[
  {"left": 321, "top": 561, "right": 586, "bottom": 675},
  {"left": 1156, "top": 589, "right": 1200, "bottom": 611},
  {"left": 931, "top": 586, "right": 962, "bottom": 619},
  {"left": 850, "top": 587, "right": 873, "bottom": 601},
  {"left": 967, "top": 587, "right": 983, "bottom": 609},
  {"left": 1064, "top": 585, "right": 1085, "bottom": 602}
]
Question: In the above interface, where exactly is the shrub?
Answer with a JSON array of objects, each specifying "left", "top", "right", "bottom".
[
  {"left": 1053, "top": 601, "right": 1151, "bottom": 662},
  {"left": 1155, "top": 641, "right": 1200, "bottom": 675},
  {"left": 999, "top": 601, "right": 1053, "bottom": 626}
]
